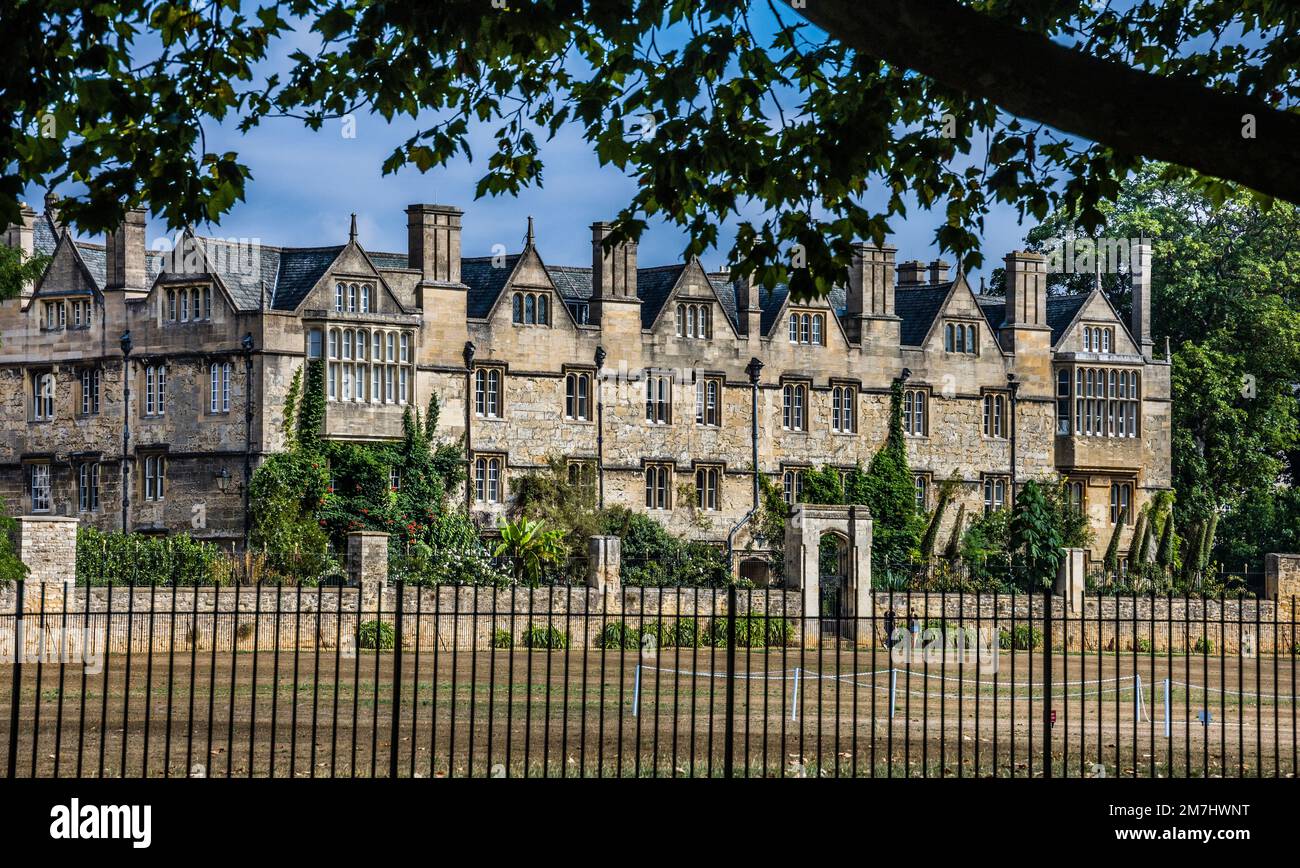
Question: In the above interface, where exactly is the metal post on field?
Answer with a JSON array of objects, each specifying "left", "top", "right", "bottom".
[
  {"left": 6, "top": 580, "right": 24, "bottom": 779},
  {"left": 390, "top": 580, "right": 404, "bottom": 779},
  {"left": 1042, "top": 589, "right": 1053, "bottom": 779},
  {"left": 1134, "top": 673, "right": 1143, "bottom": 723},
  {"left": 1170, "top": 675, "right": 1180, "bottom": 738},
  {"left": 632, "top": 664, "right": 641, "bottom": 717},
  {"left": 723, "top": 585, "right": 737, "bottom": 779},
  {"left": 791, "top": 667, "right": 800, "bottom": 721},
  {"left": 889, "top": 668, "right": 897, "bottom": 719}
]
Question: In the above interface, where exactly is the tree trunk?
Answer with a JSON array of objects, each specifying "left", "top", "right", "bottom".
[{"left": 789, "top": 0, "right": 1300, "bottom": 203}]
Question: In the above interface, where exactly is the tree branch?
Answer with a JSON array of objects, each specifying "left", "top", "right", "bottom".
[{"left": 788, "top": 0, "right": 1300, "bottom": 203}]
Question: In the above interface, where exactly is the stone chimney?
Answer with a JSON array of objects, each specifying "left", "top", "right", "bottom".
[
  {"left": 734, "top": 271, "right": 762, "bottom": 339},
  {"left": 1003, "top": 250, "right": 1047, "bottom": 327},
  {"left": 844, "top": 241, "right": 901, "bottom": 349},
  {"left": 1001, "top": 251, "right": 1053, "bottom": 390},
  {"left": 4, "top": 203, "right": 36, "bottom": 257},
  {"left": 406, "top": 204, "right": 463, "bottom": 285},
  {"left": 929, "top": 259, "right": 950, "bottom": 284},
  {"left": 43, "top": 191, "right": 63, "bottom": 235},
  {"left": 1131, "top": 241, "right": 1154, "bottom": 358},
  {"left": 105, "top": 207, "right": 148, "bottom": 292},
  {"left": 590, "top": 221, "right": 640, "bottom": 326},
  {"left": 896, "top": 259, "right": 928, "bottom": 286}
]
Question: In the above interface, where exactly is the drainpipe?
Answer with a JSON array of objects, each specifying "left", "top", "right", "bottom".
[
  {"left": 727, "top": 356, "right": 765, "bottom": 572},
  {"left": 746, "top": 356, "right": 763, "bottom": 508},
  {"left": 1008, "top": 372, "right": 1020, "bottom": 503},
  {"left": 595, "top": 344, "right": 606, "bottom": 508},
  {"left": 119, "top": 330, "right": 133, "bottom": 533},
  {"left": 463, "top": 341, "right": 475, "bottom": 510},
  {"left": 242, "top": 332, "right": 254, "bottom": 551}
]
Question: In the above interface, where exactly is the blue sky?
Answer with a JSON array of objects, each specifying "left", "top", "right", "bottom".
[{"left": 26, "top": 6, "right": 1036, "bottom": 288}]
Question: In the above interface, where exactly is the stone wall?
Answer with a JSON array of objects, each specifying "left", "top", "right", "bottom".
[
  {"left": 0, "top": 584, "right": 804, "bottom": 657},
  {"left": 1, "top": 582, "right": 1292, "bottom": 657}
]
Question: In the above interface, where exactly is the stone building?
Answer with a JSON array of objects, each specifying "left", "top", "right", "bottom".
[{"left": 0, "top": 195, "right": 1170, "bottom": 572}]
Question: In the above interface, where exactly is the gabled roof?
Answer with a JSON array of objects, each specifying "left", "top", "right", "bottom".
[
  {"left": 975, "top": 293, "right": 1091, "bottom": 346},
  {"left": 894, "top": 283, "right": 954, "bottom": 346},
  {"left": 263, "top": 246, "right": 336, "bottom": 311},
  {"left": 536, "top": 263, "right": 686, "bottom": 330},
  {"left": 704, "top": 273, "right": 740, "bottom": 331},
  {"left": 462, "top": 254, "right": 522, "bottom": 318}
]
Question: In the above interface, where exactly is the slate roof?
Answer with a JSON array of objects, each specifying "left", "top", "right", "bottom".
[
  {"left": 28, "top": 219, "right": 1097, "bottom": 345},
  {"left": 975, "top": 293, "right": 1090, "bottom": 346},
  {"left": 462, "top": 255, "right": 520, "bottom": 318},
  {"left": 263, "top": 246, "right": 337, "bottom": 311},
  {"left": 894, "top": 284, "right": 954, "bottom": 346},
  {"left": 539, "top": 263, "right": 686, "bottom": 330}
]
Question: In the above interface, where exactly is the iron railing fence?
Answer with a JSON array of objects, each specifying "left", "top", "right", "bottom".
[{"left": 1, "top": 580, "right": 1295, "bottom": 778}]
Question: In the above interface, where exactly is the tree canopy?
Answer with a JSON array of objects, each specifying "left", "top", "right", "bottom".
[
  {"left": 4, "top": 1, "right": 1298, "bottom": 298},
  {"left": 1016, "top": 165, "right": 1299, "bottom": 571}
]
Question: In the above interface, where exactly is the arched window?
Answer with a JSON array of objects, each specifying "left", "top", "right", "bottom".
[
  {"left": 537, "top": 293, "right": 549, "bottom": 325},
  {"left": 903, "top": 389, "right": 927, "bottom": 436},
  {"left": 782, "top": 469, "right": 804, "bottom": 504},
  {"left": 644, "top": 464, "right": 670, "bottom": 509},
  {"left": 361, "top": 285, "right": 371, "bottom": 313},
  {"left": 799, "top": 313, "right": 811, "bottom": 343},
  {"left": 966, "top": 324, "right": 977, "bottom": 353},
  {"left": 983, "top": 476, "right": 1007, "bottom": 513},
  {"left": 167, "top": 290, "right": 177, "bottom": 321},
  {"left": 565, "top": 372, "right": 591, "bottom": 420},
  {"left": 982, "top": 393, "right": 1007, "bottom": 438},
  {"left": 335, "top": 283, "right": 345, "bottom": 312},
  {"left": 179, "top": 289, "right": 190, "bottom": 322},
  {"left": 695, "top": 467, "right": 719, "bottom": 511},
  {"left": 474, "top": 456, "right": 503, "bottom": 504},
  {"left": 524, "top": 294, "right": 536, "bottom": 324},
  {"left": 811, "top": 314, "right": 823, "bottom": 345},
  {"left": 513, "top": 293, "right": 523, "bottom": 323},
  {"left": 645, "top": 373, "right": 671, "bottom": 424},
  {"left": 831, "top": 385, "right": 855, "bottom": 433},
  {"left": 688, "top": 305, "right": 697, "bottom": 338},
  {"left": 781, "top": 383, "right": 807, "bottom": 431},
  {"left": 475, "top": 368, "right": 502, "bottom": 418},
  {"left": 944, "top": 323, "right": 954, "bottom": 352}
]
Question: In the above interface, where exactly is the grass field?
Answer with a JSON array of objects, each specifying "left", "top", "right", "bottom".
[{"left": 2, "top": 643, "right": 1295, "bottom": 778}]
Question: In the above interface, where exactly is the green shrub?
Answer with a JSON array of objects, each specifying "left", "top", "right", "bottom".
[
  {"left": 707, "top": 613, "right": 794, "bottom": 648},
  {"left": 639, "top": 618, "right": 703, "bottom": 649},
  {"left": 358, "top": 620, "right": 395, "bottom": 650},
  {"left": 1193, "top": 635, "right": 1215, "bottom": 655},
  {"left": 491, "top": 629, "right": 514, "bottom": 649},
  {"left": 522, "top": 623, "right": 569, "bottom": 650},
  {"left": 1135, "top": 637, "right": 1152, "bottom": 652},
  {"left": 76, "top": 526, "right": 225, "bottom": 586},
  {"left": 596, "top": 621, "right": 640, "bottom": 650},
  {"left": 998, "top": 624, "right": 1042, "bottom": 650}
]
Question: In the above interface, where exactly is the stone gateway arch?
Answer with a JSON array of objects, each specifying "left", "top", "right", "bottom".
[{"left": 783, "top": 504, "right": 872, "bottom": 648}]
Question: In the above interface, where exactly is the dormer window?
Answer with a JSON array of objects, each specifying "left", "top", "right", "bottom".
[
  {"left": 1083, "top": 325, "right": 1114, "bottom": 353},
  {"left": 70, "top": 298, "right": 93, "bottom": 329},
  {"left": 787, "top": 311, "right": 825, "bottom": 345},
  {"left": 512, "top": 291, "right": 550, "bottom": 326},
  {"left": 335, "top": 281, "right": 376, "bottom": 314},
  {"left": 675, "top": 302, "right": 712, "bottom": 339},
  {"left": 165, "top": 287, "right": 212, "bottom": 322},
  {"left": 43, "top": 301, "right": 65, "bottom": 330},
  {"left": 944, "top": 322, "right": 978, "bottom": 354}
]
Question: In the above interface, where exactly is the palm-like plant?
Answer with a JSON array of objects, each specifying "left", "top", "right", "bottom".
[{"left": 494, "top": 517, "right": 566, "bottom": 584}]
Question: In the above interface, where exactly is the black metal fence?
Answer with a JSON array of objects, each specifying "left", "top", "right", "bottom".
[{"left": 1, "top": 580, "right": 1295, "bottom": 778}]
